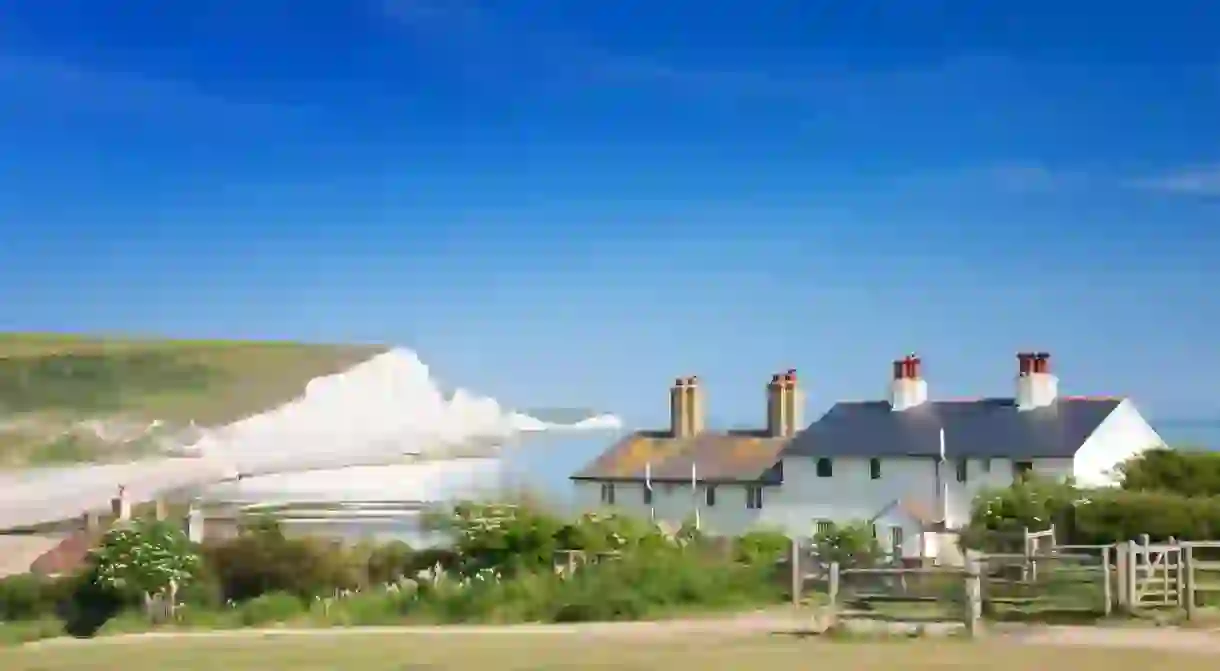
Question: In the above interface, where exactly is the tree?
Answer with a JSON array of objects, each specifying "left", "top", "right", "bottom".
[
  {"left": 1116, "top": 447, "right": 1220, "bottom": 497},
  {"left": 88, "top": 518, "right": 201, "bottom": 613}
]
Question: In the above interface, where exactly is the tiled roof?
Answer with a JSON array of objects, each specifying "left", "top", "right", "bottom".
[
  {"left": 782, "top": 397, "right": 1123, "bottom": 459},
  {"left": 571, "top": 429, "right": 787, "bottom": 483},
  {"left": 28, "top": 531, "right": 99, "bottom": 576}
]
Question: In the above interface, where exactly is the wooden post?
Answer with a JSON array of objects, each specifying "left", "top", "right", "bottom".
[
  {"left": 963, "top": 556, "right": 982, "bottom": 638},
  {"left": 1183, "top": 544, "right": 1197, "bottom": 621},
  {"left": 789, "top": 539, "right": 802, "bottom": 606},
  {"left": 1115, "top": 543, "right": 1128, "bottom": 609},
  {"left": 1125, "top": 540, "right": 1139, "bottom": 613},
  {"left": 828, "top": 561, "right": 840, "bottom": 610},
  {"left": 1101, "top": 544, "right": 1113, "bottom": 616}
]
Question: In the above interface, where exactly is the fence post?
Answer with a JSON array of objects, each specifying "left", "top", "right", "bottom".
[
  {"left": 1183, "top": 544, "right": 1197, "bottom": 621},
  {"left": 789, "top": 539, "right": 802, "bottom": 606},
  {"left": 963, "top": 556, "right": 982, "bottom": 638},
  {"left": 1125, "top": 540, "right": 1139, "bottom": 614},
  {"left": 828, "top": 561, "right": 840, "bottom": 610},
  {"left": 1101, "top": 544, "right": 1113, "bottom": 617}
]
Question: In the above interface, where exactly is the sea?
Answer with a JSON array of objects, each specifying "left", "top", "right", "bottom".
[{"left": 200, "top": 421, "right": 1220, "bottom": 546}]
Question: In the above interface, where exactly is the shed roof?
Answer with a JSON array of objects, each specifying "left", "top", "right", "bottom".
[
  {"left": 570, "top": 429, "right": 787, "bottom": 483},
  {"left": 782, "top": 397, "right": 1123, "bottom": 459}
]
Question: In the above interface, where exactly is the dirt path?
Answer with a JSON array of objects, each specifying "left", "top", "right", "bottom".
[{"left": 21, "top": 614, "right": 1220, "bottom": 652}]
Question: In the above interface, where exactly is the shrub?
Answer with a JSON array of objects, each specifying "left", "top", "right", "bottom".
[
  {"left": 810, "top": 520, "right": 883, "bottom": 569},
  {"left": 238, "top": 592, "right": 306, "bottom": 626},
  {"left": 1117, "top": 447, "right": 1220, "bottom": 497},
  {"left": 962, "top": 476, "right": 1081, "bottom": 550},
  {"left": 733, "top": 529, "right": 791, "bottom": 565},
  {"left": 365, "top": 541, "right": 414, "bottom": 585},
  {"left": 202, "top": 521, "right": 359, "bottom": 602},
  {"left": 89, "top": 518, "right": 202, "bottom": 604},
  {"left": 0, "top": 574, "right": 63, "bottom": 622}
]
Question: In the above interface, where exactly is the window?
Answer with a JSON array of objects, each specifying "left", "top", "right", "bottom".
[
  {"left": 705, "top": 486, "right": 717, "bottom": 507},
  {"left": 869, "top": 458, "right": 882, "bottom": 480},
  {"left": 745, "top": 486, "right": 764, "bottom": 510},
  {"left": 981, "top": 458, "right": 992, "bottom": 473},
  {"left": 890, "top": 526, "right": 905, "bottom": 554},
  {"left": 643, "top": 486, "right": 653, "bottom": 505},
  {"left": 815, "top": 520, "right": 834, "bottom": 536},
  {"left": 956, "top": 458, "right": 968, "bottom": 483},
  {"left": 816, "top": 457, "right": 833, "bottom": 478},
  {"left": 600, "top": 483, "right": 616, "bottom": 505},
  {"left": 1014, "top": 461, "right": 1034, "bottom": 479}
]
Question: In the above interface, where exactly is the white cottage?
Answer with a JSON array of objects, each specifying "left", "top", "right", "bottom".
[{"left": 570, "top": 353, "right": 1165, "bottom": 562}]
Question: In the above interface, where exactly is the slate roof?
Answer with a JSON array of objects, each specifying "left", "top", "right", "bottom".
[
  {"left": 782, "top": 397, "right": 1123, "bottom": 460},
  {"left": 570, "top": 429, "right": 787, "bottom": 484}
]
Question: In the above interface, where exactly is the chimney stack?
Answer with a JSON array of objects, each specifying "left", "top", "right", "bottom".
[
  {"left": 1016, "top": 351, "right": 1058, "bottom": 410},
  {"left": 782, "top": 369, "right": 802, "bottom": 437},
  {"left": 670, "top": 377, "right": 689, "bottom": 438},
  {"left": 889, "top": 354, "right": 929, "bottom": 411},
  {"left": 766, "top": 373, "right": 788, "bottom": 437},
  {"left": 685, "top": 376, "right": 704, "bottom": 436}
]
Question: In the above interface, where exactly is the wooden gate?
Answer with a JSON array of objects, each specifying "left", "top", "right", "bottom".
[{"left": 1128, "top": 541, "right": 1183, "bottom": 607}]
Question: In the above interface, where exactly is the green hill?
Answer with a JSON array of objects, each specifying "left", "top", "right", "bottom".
[{"left": 0, "top": 333, "right": 387, "bottom": 466}]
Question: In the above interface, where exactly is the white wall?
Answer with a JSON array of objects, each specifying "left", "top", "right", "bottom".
[
  {"left": 572, "top": 401, "right": 1157, "bottom": 540},
  {"left": 1071, "top": 399, "right": 1164, "bottom": 487},
  {"left": 572, "top": 480, "right": 768, "bottom": 536}
]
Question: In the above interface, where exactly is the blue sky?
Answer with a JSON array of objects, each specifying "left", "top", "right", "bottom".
[{"left": 2, "top": 0, "right": 1219, "bottom": 425}]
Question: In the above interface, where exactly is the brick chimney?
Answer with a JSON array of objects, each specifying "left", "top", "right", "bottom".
[
  {"left": 1016, "top": 351, "right": 1058, "bottom": 410},
  {"left": 782, "top": 369, "right": 802, "bottom": 437},
  {"left": 766, "top": 373, "right": 787, "bottom": 437},
  {"left": 889, "top": 354, "right": 929, "bottom": 411},
  {"left": 684, "top": 376, "right": 704, "bottom": 436},
  {"left": 670, "top": 377, "right": 689, "bottom": 438}
]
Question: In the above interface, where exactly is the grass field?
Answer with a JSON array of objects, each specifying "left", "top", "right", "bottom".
[
  {"left": 2, "top": 632, "right": 1217, "bottom": 671},
  {"left": 0, "top": 333, "right": 386, "bottom": 465}
]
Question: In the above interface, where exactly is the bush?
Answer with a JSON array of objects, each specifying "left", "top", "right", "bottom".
[
  {"left": 238, "top": 592, "right": 305, "bottom": 626},
  {"left": 962, "top": 476, "right": 1081, "bottom": 550},
  {"left": 202, "top": 521, "right": 359, "bottom": 602},
  {"left": 0, "top": 574, "right": 64, "bottom": 622},
  {"left": 364, "top": 541, "right": 414, "bottom": 585},
  {"left": 733, "top": 529, "right": 791, "bottom": 565},
  {"left": 1117, "top": 447, "right": 1220, "bottom": 497},
  {"left": 810, "top": 520, "right": 883, "bottom": 568}
]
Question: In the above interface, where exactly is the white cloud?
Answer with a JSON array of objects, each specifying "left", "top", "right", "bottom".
[{"left": 1128, "top": 165, "right": 1220, "bottom": 197}]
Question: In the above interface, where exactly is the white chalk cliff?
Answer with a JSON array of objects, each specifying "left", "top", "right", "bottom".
[{"left": 0, "top": 347, "right": 623, "bottom": 527}]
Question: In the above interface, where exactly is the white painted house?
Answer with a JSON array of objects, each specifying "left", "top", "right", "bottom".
[{"left": 570, "top": 353, "right": 1165, "bottom": 563}]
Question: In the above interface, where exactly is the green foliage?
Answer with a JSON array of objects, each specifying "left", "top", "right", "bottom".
[
  {"left": 0, "top": 574, "right": 73, "bottom": 621},
  {"left": 961, "top": 475, "right": 1081, "bottom": 550},
  {"left": 201, "top": 519, "right": 360, "bottom": 602},
  {"left": 732, "top": 529, "right": 791, "bottom": 565},
  {"left": 1117, "top": 447, "right": 1220, "bottom": 497},
  {"left": 89, "top": 518, "right": 202, "bottom": 599},
  {"left": 810, "top": 520, "right": 883, "bottom": 568},
  {"left": 237, "top": 592, "right": 306, "bottom": 626},
  {"left": 1071, "top": 489, "right": 1220, "bottom": 543}
]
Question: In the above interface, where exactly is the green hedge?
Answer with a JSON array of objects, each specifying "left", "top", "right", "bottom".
[{"left": 964, "top": 472, "right": 1220, "bottom": 546}]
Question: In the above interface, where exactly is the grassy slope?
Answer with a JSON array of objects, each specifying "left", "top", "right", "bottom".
[{"left": 0, "top": 333, "right": 387, "bottom": 465}]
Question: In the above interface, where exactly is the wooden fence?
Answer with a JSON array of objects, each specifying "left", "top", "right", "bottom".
[
  {"left": 792, "top": 531, "right": 1220, "bottom": 628},
  {"left": 825, "top": 558, "right": 984, "bottom": 637}
]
